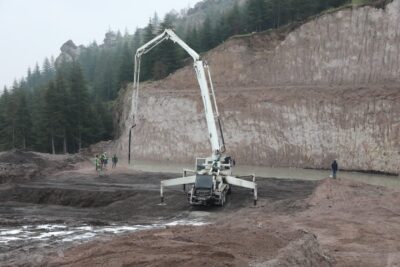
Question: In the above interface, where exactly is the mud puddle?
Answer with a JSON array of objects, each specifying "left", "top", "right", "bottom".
[
  {"left": 0, "top": 219, "right": 207, "bottom": 246},
  {"left": 0, "top": 219, "right": 207, "bottom": 265}
]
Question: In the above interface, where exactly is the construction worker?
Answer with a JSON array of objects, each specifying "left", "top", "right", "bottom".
[
  {"left": 99, "top": 154, "right": 104, "bottom": 170},
  {"left": 95, "top": 155, "right": 101, "bottom": 175},
  {"left": 331, "top": 159, "right": 338, "bottom": 179},
  {"left": 112, "top": 154, "right": 118, "bottom": 169},
  {"left": 102, "top": 152, "right": 108, "bottom": 170}
]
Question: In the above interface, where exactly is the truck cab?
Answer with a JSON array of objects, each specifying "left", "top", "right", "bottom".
[{"left": 188, "top": 167, "right": 229, "bottom": 206}]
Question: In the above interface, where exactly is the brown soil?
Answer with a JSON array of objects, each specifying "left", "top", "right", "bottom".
[
  {"left": 44, "top": 177, "right": 400, "bottom": 267},
  {"left": 0, "top": 149, "right": 86, "bottom": 184},
  {"left": 0, "top": 151, "right": 399, "bottom": 266}
]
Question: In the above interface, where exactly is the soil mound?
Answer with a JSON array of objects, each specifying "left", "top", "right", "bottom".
[
  {"left": 308, "top": 178, "right": 400, "bottom": 211},
  {"left": 0, "top": 149, "right": 86, "bottom": 184},
  {"left": 298, "top": 178, "right": 400, "bottom": 266},
  {"left": 253, "top": 232, "right": 332, "bottom": 267},
  {"left": 47, "top": 226, "right": 332, "bottom": 267}
]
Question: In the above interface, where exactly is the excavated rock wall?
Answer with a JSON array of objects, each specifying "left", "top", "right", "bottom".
[{"left": 112, "top": 1, "right": 400, "bottom": 174}]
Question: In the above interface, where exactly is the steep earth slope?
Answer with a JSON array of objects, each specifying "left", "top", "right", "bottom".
[{"left": 112, "top": 1, "right": 400, "bottom": 174}]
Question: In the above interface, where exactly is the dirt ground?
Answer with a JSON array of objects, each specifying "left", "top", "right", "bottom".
[{"left": 0, "top": 151, "right": 399, "bottom": 266}]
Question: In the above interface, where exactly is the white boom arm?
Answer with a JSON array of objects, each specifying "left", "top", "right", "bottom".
[{"left": 130, "top": 29, "right": 224, "bottom": 162}]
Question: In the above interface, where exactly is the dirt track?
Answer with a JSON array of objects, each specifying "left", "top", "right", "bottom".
[{"left": 0, "top": 152, "right": 399, "bottom": 266}]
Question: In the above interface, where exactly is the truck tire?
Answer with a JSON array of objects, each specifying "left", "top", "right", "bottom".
[
  {"left": 227, "top": 186, "right": 232, "bottom": 195},
  {"left": 221, "top": 192, "right": 226, "bottom": 206}
]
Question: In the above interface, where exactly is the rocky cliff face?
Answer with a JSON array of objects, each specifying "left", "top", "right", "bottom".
[{"left": 112, "top": 0, "right": 400, "bottom": 174}]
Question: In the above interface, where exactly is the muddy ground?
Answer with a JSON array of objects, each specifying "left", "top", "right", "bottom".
[{"left": 0, "top": 151, "right": 399, "bottom": 266}]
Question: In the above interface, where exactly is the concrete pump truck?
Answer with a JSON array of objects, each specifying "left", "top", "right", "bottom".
[{"left": 129, "top": 29, "right": 257, "bottom": 206}]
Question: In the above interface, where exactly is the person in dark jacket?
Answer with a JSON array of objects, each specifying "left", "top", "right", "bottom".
[
  {"left": 112, "top": 154, "right": 118, "bottom": 169},
  {"left": 331, "top": 160, "right": 338, "bottom": 179}
]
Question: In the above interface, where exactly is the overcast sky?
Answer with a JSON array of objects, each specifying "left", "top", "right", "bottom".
[{"left": 0, "top": 0, "right": 200, "bottom": 89}]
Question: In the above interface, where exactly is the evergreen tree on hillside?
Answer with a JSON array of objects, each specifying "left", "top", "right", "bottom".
[
  {"left": 213, "top": 13, "right": 230, "bottom": 45},
  {"left": 0, "top": 88, "right": 14, "bottom": 150},
  {"left": 93, "top": 49, "right": 115, "bottom": 100},
  {"left": 44, "top": 81, "right": 57, "bottom": 154},
  {"left": 5, "top": 83, "right": 19, "bottom": 148},
  {"left": 69, "top": 61, "right": 90, "bottom": 151},
  {"left": 200, "top": 16, "right": 214, "bottom": 52},
  {"left": 111, "top": 38, "right": 126, "bottom": 95},
  {"left": 152, "top": 12, "right": 160, "bottom": 33},
  {"left": 152, "top": 14, "right": 182, "bottom": 80},
  {"left": 118, "top": 42, "right": 134, "bottom": 88},
  {"left": 14, "top": 87, "right": 32, "bottom": 149},
  {"left": 79, "top": 42, "right": 99, "bottom": 87},
  {"left": 45, "top": 72, "right": 69, "bottom": 154},
  {"left": 30, "top": 85, "right": 49, "bottom": 152},
  {"left": 186, "top": 26, "right": 200, "bottom": 52},
  {"left": 89, "top": 98, "right": 114, "bottom": 142},
  {"left": 0, "top": 91, "right": 6, "bottom": 150},
  {"left": 131, "top": 28, "right": 142, "bottom": 54},
  {"left": 215, "top": 2, "right": 244, "bottom": 45},
  {"left": 31, "top": 63, "right": 42, "bottom": 89},
  {"left": 26, "top": 68, "right": 33, "bottom": 88},
  {"left": 42, "top": 57, "right": 55, "bottom": 83},
  {"left": 246, "top": 0, "right": 268, "bottom": 31},
  {"left": 140, "top": 19, "right": 157, "bottom": 81},
  {"left": 228, "top": 3, "right": 244, "bottom": 35}
]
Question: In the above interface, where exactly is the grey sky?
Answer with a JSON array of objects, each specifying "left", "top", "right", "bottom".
[{"left": 0, "top": 0, "right": 200, "bottom": 89}]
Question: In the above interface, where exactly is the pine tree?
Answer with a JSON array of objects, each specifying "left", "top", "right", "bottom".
[
  {"left": 118, "top": 42, "right": 134, "bottom": 88},
  {"left": 131, "top": 28, "right": 142, "bottom": 54},
  {"left": 32, "top": 63, "right": 42, "bottom": 88},
  {"left": 31, "top": 85, "right": 49, "bottom": 152},
  {"left": 227, "top": 2, "right": 244, "bottom": 35},
  {"left": 0, "top": 88, "right": 13, "bottom": 150},
  {"left": 45, "top": 72, "right": 70, "bottom": 154},
  {"left": 69, "top": 61, "right": 90, "bottom": 151},
  {"left": 152, "top": 12, "right": 160, "bottom": 33},
  {"left": 79, "top": 41, "right": 99, "bottom": 85},
  {"left": 246, "top": 0, "right": 268, "bottom": 31},
  {"left": 14, "top": 87, "right": 31, "bottom": 149},
  {"left": 200, "top": 16, "right": 214, "bottom": 52},
  {"left": 45, "top": 81, "right": 57, "bottom": 154},
  {"left": 26, "top": 68, "right": 33, "bottom": 89},
  {"left": 213, "top": 13, "right": 230, "bottom": 45},
  {"left": 42, "top": 57, "right": 55, "bottom": 83},
  {"left": 4, "top": 84, "right": 18, "bottom": 149},
  {"left": 186, "top": 26, "right": 200, "bottom": 52},
  {"left": 152, "top": 14, "right": 181, "bottom": 80},
  {"left": 87, "top": 98, "right": 114, "bottom": 142},
  {"left": 0, "top": 92, "right": 5, "bottom": 150},
  {"left": 93, "top": 49, "right": 114, "bottom": 100},
  {"left": 141, "top": 19, "right": 157, "bottom": 81}
]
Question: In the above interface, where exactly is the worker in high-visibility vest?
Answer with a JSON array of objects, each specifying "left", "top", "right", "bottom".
[{"left": 95, "top": 155, "right": 101, "bottom": 175}]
